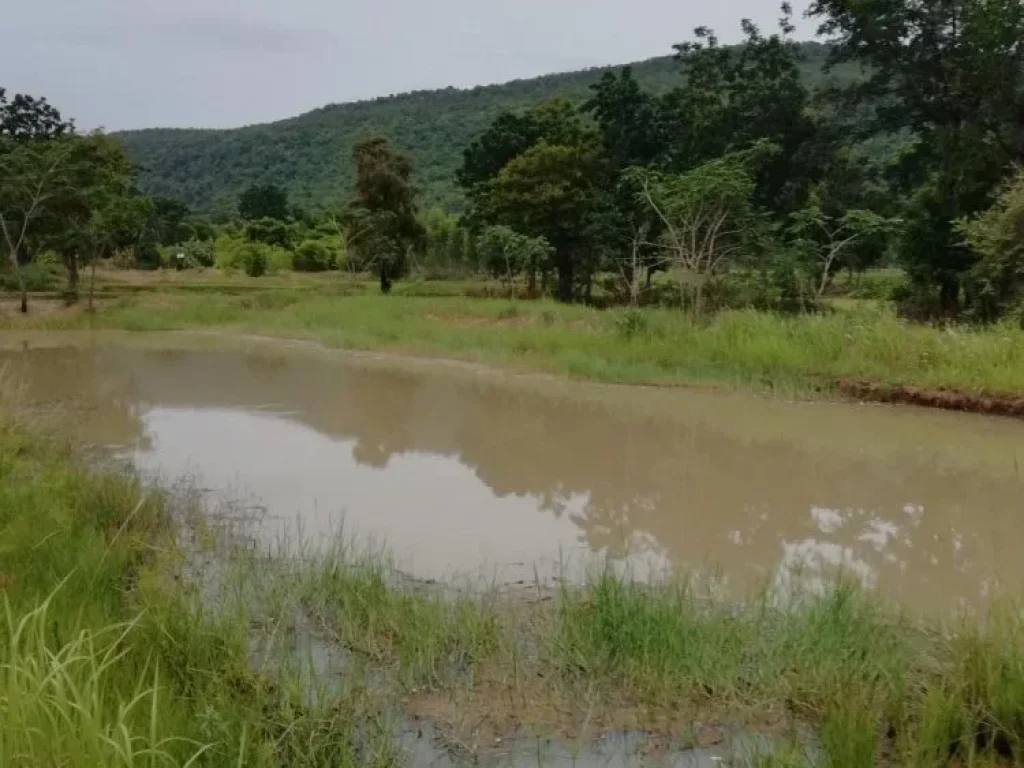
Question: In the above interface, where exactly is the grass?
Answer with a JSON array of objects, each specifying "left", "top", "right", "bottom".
[
  {"left": 4, "top": 383, "right": 1024, "bottom": 766},
  {"left": 0, "top": 395, "right": 393, "bottom": 767},
  {"left": 4, "top": 275, "right": 1024, "bottom": 396}
]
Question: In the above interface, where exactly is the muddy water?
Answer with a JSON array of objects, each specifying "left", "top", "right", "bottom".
[{"left": 2, "top": 331, "right": 1023, "bottom": 612}]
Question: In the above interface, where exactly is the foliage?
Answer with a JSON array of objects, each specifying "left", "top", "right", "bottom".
[
  {"left": 244, "top": 216, "right": 293, "bottom": 248},
  {"left": 481, "top": 138, "right": 603, "bottom": 302},
  {"left": 788, "top": 190, "right": 893, "bottom": 298},
  {"left": 0, "top": 127, "right": 139, "bottom": 305},
  {"left": 294, "top": 238, "right": 333, "bottom": 272},
  {"left": 959, "top": 170, "right": 1024, "bottom": 323},
  {"left": 474, "top": 225, "right": 553, "bottom": 295},
  {"left": 809, "top": 0, "right": 1024, "bottom": 315},
  {"left": 0, "top": 259, "right": 60, "bottom": 292},
  {"left": 346, "top": 137, "right": 424, "bottom": 292},
  {"left": 240, "top": 241, "right": 268, "bottom": 277},
  {"left": 667, "top": 8, "right": 822, "bottom": 215},
  {"left": 420, "top": 207, "right": 469, "bottom": 277},
  {"left": 112, "top": 44, "right": 853, "bottom": 212},
  {"left": 237, "top": 182, "right": 288, "bottom": 221},
  {"left": 631, "top": 146, "right": 767, "bottom": 315},
  {"left": 0, "top": 87, "right": 72, "bottom": 139}
]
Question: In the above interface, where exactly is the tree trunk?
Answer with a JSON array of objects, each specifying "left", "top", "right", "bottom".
[
  {"left": 88, "top": 259, "right": 97, "bottom": 312},
  {"left": 5, "top": 250, "right": 28, "bottom": 313},
  {"left": 939, "top": 276, "right": 960, "bottom": 316},
  {"left": 556, "top": 254, "right": 574, "bottom": 303},
  {"left": 64, "top": 249, "right": 80, "bottom": 301},
  {"left": 528, "top": 259, "right": 537, "bottom": 299}
]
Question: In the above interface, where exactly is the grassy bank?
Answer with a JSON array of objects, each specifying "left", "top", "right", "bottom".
[
  {"left": 0, "top": 400, "right": 396, "bottom": 766},
  {"left": 3, "top": 279, "right": 1024, "bottom": 398},
  {"left": 4, "top": 397, "right": 1024, "bottom": 766}
]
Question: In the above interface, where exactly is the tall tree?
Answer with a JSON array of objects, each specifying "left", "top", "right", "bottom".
[
  {"left": 585, "top": 68, "right": 667, "bottom": 171},
  {"left": 238, "top": 183, "right": 289, "bottom": 221},
  {"left": 631, "top": 146, "right": 767, "bottom": 316},
  {"left": 664, "top": 7, "right": 820, "bottom": 214},
  {"left": 35, "top": 134, "right": 137, "bottom": 297},
  {"left": 483, "top": 141, "right": 603, "bottom": 302},
  {"left": 0, "top": 138, "right": 70, "bottom": 311},
  {"left": 0, "top": 88, "right": 72, "bottom": 139},
  {"left": 346, "top": 137, "right": 424, "bottom": 292},
  {"left": 808, "top": 0, "right": 1024, "bottom": 313}
]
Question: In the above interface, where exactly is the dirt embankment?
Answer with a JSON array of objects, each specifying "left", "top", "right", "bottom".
[{"left": 838, "top": 380, "right": 1024, "bottom": 419}]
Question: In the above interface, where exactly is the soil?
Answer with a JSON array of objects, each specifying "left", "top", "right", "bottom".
[{"left": 838, "top": 380, "right": 1024, "bottom": 419}]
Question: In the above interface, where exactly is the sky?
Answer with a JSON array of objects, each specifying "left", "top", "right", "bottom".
[{"left": 1, "top": 0, "right": 816, "bottom": 132}]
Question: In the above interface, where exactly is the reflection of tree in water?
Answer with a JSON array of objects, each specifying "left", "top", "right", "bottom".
[{"left": 12, "top": 342, "right": 1023, "bottom": 609}]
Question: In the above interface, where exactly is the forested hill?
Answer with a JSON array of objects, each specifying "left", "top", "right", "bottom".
[{"left": 114, "top": 42, "right": 851, "bottom": 213}]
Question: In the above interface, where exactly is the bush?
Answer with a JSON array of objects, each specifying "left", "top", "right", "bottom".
[
  {"left": 245, "top": 217, "right": 294, "bottom": 249},
  {"left": 184, "top": 238, "right": 215, "bottom": 268},
  {"left": 0, "top": 261, "right": 61, "bottom": 292},
  {"left": 240, "top": 243, "right": 268, "bottom": 277},
  {"left": 294, "top": 240, "right": 332, "bottom": 272},
  {"left": 959, "top": 170, "right": 1024, "bottom": 322}
]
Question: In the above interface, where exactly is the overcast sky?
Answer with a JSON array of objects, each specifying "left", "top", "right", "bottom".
[{"left": 1, "top": 0, "right": 816, "bottom": 132}]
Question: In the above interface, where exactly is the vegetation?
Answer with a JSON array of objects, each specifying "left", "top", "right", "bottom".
[
  {"left": 5, "top": 395, "right": 1024, "bottom": 766},
  {"left": 5, "top": 280, "right": 1024, "bottom": 396},
  {"left": 112, "top": 43, "right": 855, "bottom": 213},
  {"left": 6, "top": 0, "right": 1023, "bottom": 317}
]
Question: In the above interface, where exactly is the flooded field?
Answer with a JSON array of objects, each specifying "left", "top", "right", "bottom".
[{"left": 2, "top": 330, "right": 1022, "bottom": 613}]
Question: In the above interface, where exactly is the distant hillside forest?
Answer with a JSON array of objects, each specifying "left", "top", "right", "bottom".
[{"left": 113, "top": 42, "right": 854, "bottom": 213}]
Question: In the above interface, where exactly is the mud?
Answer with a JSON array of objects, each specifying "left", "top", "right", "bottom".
[{"left": 838, "top": 379, "right": 1024, "bottom": 419}]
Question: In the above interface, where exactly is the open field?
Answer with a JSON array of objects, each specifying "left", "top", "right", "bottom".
[
  {"left": 3, "top": 269, "right": 1024, "bottom": 409},
  {"left": 3, "top": 385, "right": 1024, "bottom": 766}
]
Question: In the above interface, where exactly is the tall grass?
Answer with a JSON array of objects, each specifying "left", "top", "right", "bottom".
[
  {"left": 0, "top": 405, "right": 390, "bottom": 766},
  {"left": 4, "top": 395, "right": 1024, "bottom": 766},
  {"left": 0, "top": 594, "right": 209, "bottom": 768},
  {"left": 6, "top": 287, "right": 1024, "bottom": 394}
]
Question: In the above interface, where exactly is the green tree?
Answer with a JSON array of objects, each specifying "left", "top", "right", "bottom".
[
  {"left": 664, "top": 7, "right": 820, "bottom": 214},
  {"left": 421, "top": 206, "right": 462, "bottom": 276},
  {"left": 294, "top": 239, "right": 332, "bottom": 272},
  {"left": 149, "top": 197, "right": 191, "bottom": 244},
  {"left": 809, "top": 0, "right": 1024, "bottom": 314},
  {"left": 0, "top": 139, "right": 68, "bottom": 311},
  {"left": 475, "top": 225, "right": 554, "bottom": 297},
  {"left": 585, "top": 68, "right": 666, "bottom": 171},
  {"left": 788, "top": 191, "right": 892, "bottom": 298},
  {"left": 631, "top": 146, "right": 767, "bottom": 316},
  {"left": 244, "top": 217, "right": 294, "bottom": 249},
  {"left": 0, "top": 88, "right": 72, "bottom": 140},
  {"left": 483, "top": 140, "right": 603, "bottom": 302},
  {"left": 958, "top": 171, "right": 1024, "bottom": 322},
  {"left": 346, "top": 137, "right": 424, "bottom": 292},
  {"left": 36, "top": 134, "right": 137, "bottom": 297},
  {"left": 238, "top": 183, "right": 289, "bottom": 221},
  {"left": 1, "top": 129, "right": 135, "bottom": 307}
]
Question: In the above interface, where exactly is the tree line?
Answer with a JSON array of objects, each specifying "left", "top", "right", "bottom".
[{"left": 3, "top": 0, "right": 1024, "bottom": 321}]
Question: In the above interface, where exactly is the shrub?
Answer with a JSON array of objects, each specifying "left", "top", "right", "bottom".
[
  {"left": 245, "top": 217, "right": 294, "bottom": 249},
  {"left": 183, "top": 238, "right": 215, "bottom": 268},
  {"left": 959, "top": 170, "right": 1024, "bottom": 322},
  {"left": 0, "top": 261, "right": 61, "bottom": 292},
  {"left": 240, "top": 243, "right": 268, "bottom": 277},
  {"left": 294, "top": 240, "right": 332, "bottom": 272}
]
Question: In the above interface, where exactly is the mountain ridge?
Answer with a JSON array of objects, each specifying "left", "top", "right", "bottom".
[{"left": 112, "top": 42, "right": 847, "bottom": 213}]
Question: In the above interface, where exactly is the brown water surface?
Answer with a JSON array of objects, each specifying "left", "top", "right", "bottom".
[{"left": 2, "top": 331, "right": 1022, "bottom": 612}]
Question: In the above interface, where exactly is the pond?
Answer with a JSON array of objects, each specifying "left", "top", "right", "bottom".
[{"left": 2, "top": 330, "right": 1022, "bottom": 613}]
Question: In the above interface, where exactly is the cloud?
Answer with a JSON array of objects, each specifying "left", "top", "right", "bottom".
[{"left": 55, "top": 16, "right": 333, "bottom": 55}]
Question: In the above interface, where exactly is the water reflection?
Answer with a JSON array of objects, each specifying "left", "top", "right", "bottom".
[{"left": 2, "top": 332, "right": 1022, "bottom": 612}]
